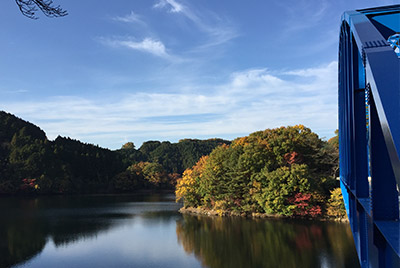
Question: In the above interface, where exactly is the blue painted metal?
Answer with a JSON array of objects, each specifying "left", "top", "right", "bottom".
[
  {"left": 388, "top": 34, "right": 400, "bottom": 58},
  {"left": 339, "top": 5, "right": 400, "bottom": 268}
]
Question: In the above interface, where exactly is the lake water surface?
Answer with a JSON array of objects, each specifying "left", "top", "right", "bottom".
[{"left": 0, "top": 194, "right": 359, "bottom": 268}]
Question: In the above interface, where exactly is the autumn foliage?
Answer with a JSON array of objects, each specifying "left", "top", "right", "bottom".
[
  {"left": 288, "top": 193, "right": 322, "bottom": 217},
  {"left": 327, "top": 187, "right": 347, "bottom": 219},
  {"left": 176, "top": 125, "right": 339, "bottom": 218},
  {"left": 20, "top": 178, "right": 40, "bottom": 192},
  {"left": 176, "top": 156, "right": 208, "bottom": 207}
]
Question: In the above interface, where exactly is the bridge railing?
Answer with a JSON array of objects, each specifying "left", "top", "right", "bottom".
[{"left": 339, "top": 5, "right": 400, "bottom": 268}]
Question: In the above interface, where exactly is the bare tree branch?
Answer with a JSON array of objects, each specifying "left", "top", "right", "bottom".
[{"left": 15, "top": 0, "right": 67, "bottom": 19}]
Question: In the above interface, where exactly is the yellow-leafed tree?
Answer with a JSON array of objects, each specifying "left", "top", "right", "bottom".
[
  {"left": 176, "top": 156, "right": 208, "bottom": 207},
  {"left": 327, "top": 188, "right": 347, "bottom": 219}
]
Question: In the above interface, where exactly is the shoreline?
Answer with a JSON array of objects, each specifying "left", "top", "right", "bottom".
[
  {"left": 0, "top": 189, "right": 176, "bottom": 198},
  {"left": 179, "top": 206, "right": 349, "bottom": 222}
]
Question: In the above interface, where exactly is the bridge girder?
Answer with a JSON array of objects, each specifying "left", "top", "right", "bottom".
[{"left": 339, "top": 5, "right": 400, "bottom": 268}]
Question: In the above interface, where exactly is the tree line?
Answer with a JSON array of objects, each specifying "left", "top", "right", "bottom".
[
  {"left": 0, "top": 111, "right": 229, "bottom": 194},
  {"left": 0, "top": 111, "right": 344, "bottom": 219}
]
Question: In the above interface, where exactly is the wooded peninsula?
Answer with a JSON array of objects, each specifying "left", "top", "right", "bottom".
[{"left": 0, "top": 111, "right": 345, "bottom": 220}]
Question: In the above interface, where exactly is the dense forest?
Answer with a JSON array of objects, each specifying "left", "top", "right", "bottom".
[
  {"left": 0, "top": 111, "right": 229, "bottom": 194},
  {"left": 176, "top": 125, "right": 344, "bottom": 219},
  {"left": 0, "top": 111, "right": 344, "bottom": 219}
]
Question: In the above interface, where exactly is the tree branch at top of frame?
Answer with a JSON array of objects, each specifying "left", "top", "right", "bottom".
[{"left": 15, "top": 0, "right": 67, "bottom": 19}]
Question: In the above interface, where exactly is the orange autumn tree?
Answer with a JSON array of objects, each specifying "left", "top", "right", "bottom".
[{"left": 176, "top": 156, "right": 208, "bottom": 207}]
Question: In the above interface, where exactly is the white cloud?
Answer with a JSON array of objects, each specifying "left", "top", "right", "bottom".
[
  {"left": 113, "top": 11, "right": 143, "bottom": 24},
  {"left": 104, "top": 0, "right": 237, "bottom": 60},
  {"left": 153, "top": 0, "right": 183, "bottom": 13},
  {"left": 2, "top": 62, "right": 338, "bottom": 149},
  {"left": 120, "top": 38, "right": 167, "bottom": 57},
  {"left": 103, "top": 37, "right": 170, "bottom": 58}
]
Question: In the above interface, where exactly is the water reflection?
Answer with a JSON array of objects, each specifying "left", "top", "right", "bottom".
[
  {"left": 0, "top": 194, "right": 358, "bottom": 268},
  {"left": 0, "top": 194, "right": 183, "bottom": 268},
  {"left": 176, "top": 215, "right": 359, "bottom": 268}
]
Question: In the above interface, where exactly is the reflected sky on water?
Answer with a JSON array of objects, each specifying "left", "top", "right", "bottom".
[{"left": 0, "top": 194, "right": 359, "bottom": 268}]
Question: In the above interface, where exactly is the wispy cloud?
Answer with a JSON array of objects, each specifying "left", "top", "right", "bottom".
[
  {"left": 2, "top": 61, "right": 338, "bottom": 149},
  {"left": 153, "top": 0, "right": 237, "bottom": 47},
  {"left": 278, "top": 0, "right": 330, "bottom": 33},
  {"left": 105, "top": 0, "right": 237, "bottom": 61},
  {"left": 153, "top": 0, "right": 183, "bottom": 13},
  {"left": 102, "top": 37, "right": 170, "bottom": 58},
  {"left": 113, "top": 11, "right": 144, "bottom": 24},
  {"left": 0, "top": 89, "right": 29, "bottom": 94}
]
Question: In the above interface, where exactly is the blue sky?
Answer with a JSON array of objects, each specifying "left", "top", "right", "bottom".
[{"left": 0, "top": 0, "right": 396, "bottom": 149}]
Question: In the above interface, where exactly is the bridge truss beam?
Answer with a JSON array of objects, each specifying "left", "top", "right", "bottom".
[{"left": 339, "top": 5, "right": 400, "bottom": 268}]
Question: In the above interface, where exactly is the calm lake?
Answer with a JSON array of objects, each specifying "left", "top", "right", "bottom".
[{"left": 0, "top": 194, "right": 359, "bottom": 268}]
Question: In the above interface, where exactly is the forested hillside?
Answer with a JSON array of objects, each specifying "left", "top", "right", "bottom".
[
  {"left": 0, "top": 111, "right": 229, "bottom": 194},
  {"left": 176, "top": 125, "right": 343, "bottom": 219},
  {"left": 0, "top": 111, "right": 343, "bottom": 219}
]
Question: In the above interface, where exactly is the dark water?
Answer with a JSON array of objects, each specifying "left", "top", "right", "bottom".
[{"left": 0, "top": 194, "right": 359, "bottom": 268}]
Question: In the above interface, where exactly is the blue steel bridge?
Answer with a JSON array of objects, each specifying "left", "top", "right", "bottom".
[{"left": 339, "top": 5, "right": 400, "bottom": 268}]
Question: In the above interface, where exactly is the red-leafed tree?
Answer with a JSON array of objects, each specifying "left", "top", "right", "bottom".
[
  {"left": 288, "top": 192, "right": 322, "bottom": 217},
  {"left": 284, "top": 151, "right": 302, "bottom": 165},
  {"left": 20, "top": 178, "right": 39, "bottom": 192}
]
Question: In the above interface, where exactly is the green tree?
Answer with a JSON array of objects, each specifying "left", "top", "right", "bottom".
[
  {"left": 253, "top": 164, "right": 311, "bottom": 216},
  {"left": 149, "top": 141, "right": 182, "bottom": 173},
  {"left": 177, "top": 138, "right": 230, "bottom": 171},
  {"left": 139, "top": 141, "right": 161, "bottom": 157}
]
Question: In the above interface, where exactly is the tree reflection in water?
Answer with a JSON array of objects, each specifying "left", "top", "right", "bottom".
[
  {"left": 0, "top": 194, "right": 168, "bottom": 268},
  {"left": 0, "top": 195, "right": 359, "bottom": 268},
  {"left": 176, "top": 214, "right": 360, "bottom": 268}
]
